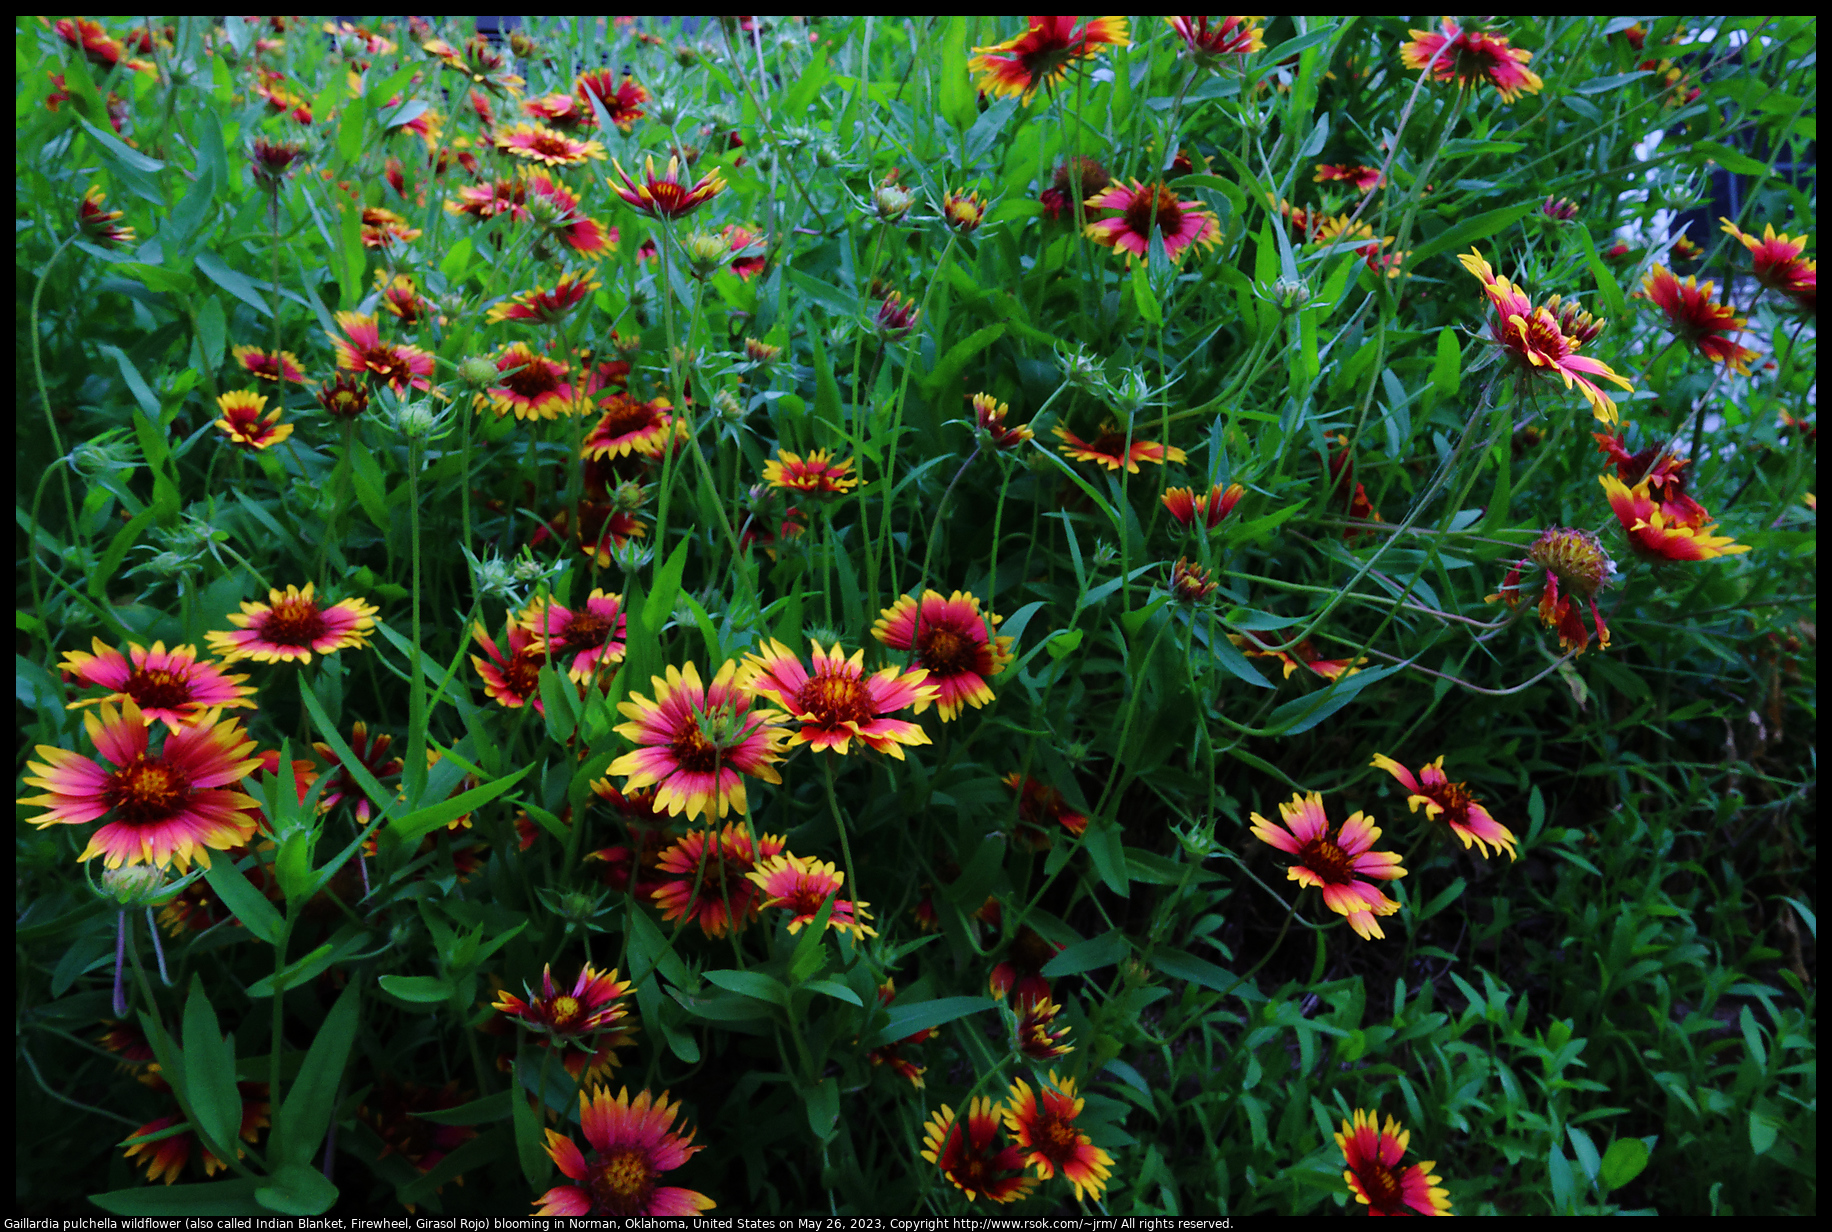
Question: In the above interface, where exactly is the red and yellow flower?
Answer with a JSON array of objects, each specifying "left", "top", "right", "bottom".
[
  {"left": 1601, "top": 475, "right": 1750, "bottom": 562},
  {"left": 1371, "top": 754, "right": 1517, "bottom": 860},
  {"left": 470, "top": 621, "right": 545, "bottom": 711},
  {"left": 59, "top": 639, "right": 255, "bottom": 730},
  {"left": 1250, "top": 792, "right": 1406, "bottom": 940},
  {"left": 1229, "top": 630, "right": 1365, "bottom": 682},
  {"left": 124, "top": 1082, "right": 270, "bottom": 1185},
  {"left": 535, "top": 1087, "right": 713, "bottom": 1217},
  {"left": 1401, "top": 18, "right": 1542, "bottom": 103},
  {"left": 575, "top": 70, "right": 650, "bottom": 133},
  {"left": 1083, "top": 179, "right": 1220, "bottom": 264},
  {"left": 56, "top": 18, "right": 158, "bottom": 74},
  {"left": 1053, "top": 422, "right": 1187, "bottom": 472},
  {"left": 1002, "top": 773, "right": 1088, "bottom": 851},
  {"left": 1315, "top": 162, "right": 1385, "bottom": 193},
  {"left": 1720, "top": 218, "right": 1816, "bottom": 303},
  {"left": 970, "top": 393, "right": 1035, "bottom": 449},
  {"left": 1640, "top": 265, "right": 1758, "bottom": 375},
  {"left": 493, "top": 122, "right": 606, "bottom": 167},
  {"left": 328, "top": 312, "right": 435, "bottom": 393},
  {"left": 20, "top": 700, "right": 262, "bottom": 870},
  {"left": 741, "top": 640, "right": 937, "bottom": 758},
  {"left": 518, "top": 589, "right": 627, "bottom": 682},
  {"left": 762, "top": 448, "right": 860, "bottom": 496},
  {"left": 868, "top": 979, "right": 936, "bottom": 1087},
  {"left": 1336, "top": 1109, "right": 1454, "bottom": 1216},
  {"left": 477, "top": 342, "right": 576, "bottom": 421},
  {"left": 943, "top": 189, "right": 988, "bottom": 234},
  {"left": 359, "top": 1079, "right": 478, "bottom": 1183},
  {"left": 583, "top": 394, "right": 679, "bottom": 459},
  {"left": 1460, "top": 248, "right": 1632, "bottom": 424},
  {"left": 311, "top": 721, "right": 401, "bottom": 825},
  {"left": 1170, "top": 556, "right": 1219, "bottom": 604},
  {"left": 213, "top": 390, "right": 292, "bottom": 451},
  {"left": 76, "top": 185, "right": 136, "bottom": 247},
  {"left": 1003, "top": 1072, "right": 1113, "bottom": 1202},
  {"left": 607, "top": 661, "right": 786, "bottom": 821},
  {"left": 969, "top": 16, "right": 1130, "bottom": 103},
  {"left": 650, "top": 823, "right": 787, "bottom": 937},
  {"left": 922, "top": 1097, "right": 1038, "bottom": 1205},
  {"left": 1489, "top": 527, "right": 1615, "bottom": 655},
  {"left": 232, "top": 345, "right": 308, "bottom": 385},
  {"left": 608, "top": 156, "right": 726, "bottom": 220},
  {"left": 1039, "top": 156, "right": 1109, "bottom": 221},
  {"left": 1163, "top": 482, "right": 1246, "bottom": 530},
  {"left": 493, "top": 963, "right": 637, "bottom": 1073},
  {"left": 723, "top": 224, "right": 768, "bottom": 278},
  {"left": 375, "top": 272, "right": 432, "bottom": 324},
  {"left": 207, "top": 583, "right": 377, "bottom": 665},
  {"left": 1592, "top": 431, "right": 1708, "bottom": 527},
  {"left": 1015, "top": 993, "right": 1074, "bottom": 1062},
  {"left": 747, "top": 854, "right": 876, "bottom": 939},
  {"left": 1166, "top": 16, "right": 1265, "bottom": 61},
  {"left": 871, "top": 590, "right": 1012, "bottom": 722},
  {"left": 359, "top": 206, "right": 421, "bottom": 249}
]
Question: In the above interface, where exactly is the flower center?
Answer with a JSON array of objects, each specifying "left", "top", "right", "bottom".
[
  {"left": 1122, "top": 184, "right": 1184, "bottom": 241},
  {"left": 916, "top": 624, "right": 975, "bottom": 675},
  {"left": 502, "top": 358, "right": 561, "bottom": 399},
  {"left": 796, "top": 672, "right": 871, "bottom": 727},
  {"left": 506, "top": 651, "right": 544, "bottom": 698},
  {"left": 1521, "top": 310, "right": 1576, "bottom": 363},
  {"left": 589, "top": 1148, "right": 657, "bottom": 1215},
  {"left": 1298, "top": 836, "right": 1356, "bottom": 884},
  {"left": 259, "top": 596, "right": 329, "bottom": 648},
  {"left": 596, "top": 396, "right": 659, "bottom": 437},
  {"left": 669, "top": 724, "right": 722, "bottom": 773},
  {"left": 1358, "top": 1159, "right": 1405, "bottom": 1211},
  {"left": 125, "top": 667, "right": 195, "bottom": 711},
  {"left": 546, "top": 994, "right": 584, "bottom": 1031},
  {"left": 561, "top": 608, "right": 615, "bottom": 653},
  {"left": 106, "top": 755, "right": 191, "bottom": 824}
]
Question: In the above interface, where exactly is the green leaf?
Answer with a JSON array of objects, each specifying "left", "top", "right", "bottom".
[
  {"left": 641, "top": 538, "right": 693, "bottom": 635},
  {"left": 91, "top": 507, "right": 159, "bottom": 601},
  {"left": 378, "top": 974, "right": 455, "bottom": 1004},
  {"left": 864, "top": 996, "right": 999, "bottom": 1048},
  {"left": 704, "top": 968, "right": 792, "bottom": 1009},
  {"left": 195, "top": 293, "right": 227, "bottom": 371},
  {"left": 1573, "top": 225, "right": 1628, "bottom": 321},
  {"left": 803, "top": 978, "right": 864, "bottom": 1007},
  {"left": 1748, "top": 1110, "right": 1779, "bottom": 1156},
  {"left": 511, "top": 1059, "right": 552, "bottom": 1189},
  {"left": 385, "top": 764, "right": 533, "bottom": 846},
  {"left": 1408, "top": 200, "right": 1541, "bottom": 268},
  {"left": 89, "top": 1178, "right": 267, "bottom": 1215},
  {"left": 785, "top": 266, "right": 862, "bottom": 319},
  {"left": 348, "top": 438, "right": 391, "bottom": 532},
  {"left": 408, "top": 1091, "right": 514, "bottom": 1125},
  {"left": 181, "top": 976, "right": 244, "bottom": 1167},
  {"left": 924, "top": 321, "right": 1006, "bottom": 394},
  {"left": 77, "top": 115, "right": 166, "bottom": 174},
  {"left": 246, "top": 943, "right": 334, "bottom": 1000},
  {"left": 196, "top": 252, "right": 274, "bottom": 318},
  {"left": 254, "top": 1162, "right": 339, "bottom": 1216},
  {"left": 1262, "top": 664, "right": 1397, "bottom": 736},
  {"left": 337, "top": 196, "right": 364, "bottom": 309},
  {"left": 201, "top": 858, "right": 284, "bottom": 943},
  {"left": 1040, "top": 929, "right": 1129, "bottom": 978},
  {"left": 1130, "top": 262, "right": 1163, "bottom": 324},
  {"left": 1576, "top": 70, "right": 1655, "bottom": 94},
  {"left": 1416, "top": 877, "right": 1467, "bottom": 920},
  {"left": 1086, "top": 822, "right": 1130, "bottom": 897},
  {"left": 804, "top": 1076, "right": 840, "bottom": 1142},
  {"left": 1599, "top": 1137, "right": 1651, "bottom": 1191},
  {"left": 96, "top": 344, "right": 163, "bottom": 419},
  {"left": 1696, "top": 140, "right": 1770, "bottom": 177},
  {"left": 439, "top": 236, "right": 475, "bottom": 280},
  {"left": 1151, "top": 947, "right": 1265, "bottom": 1002}
]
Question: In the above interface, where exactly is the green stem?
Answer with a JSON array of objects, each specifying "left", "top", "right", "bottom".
[{"left": 30, "top": 233, "right": 81, "bottom": 555}]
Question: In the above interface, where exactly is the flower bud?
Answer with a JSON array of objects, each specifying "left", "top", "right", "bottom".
[
  {"left": 1272, "top": 276, "right": 1311, "bottom": 312},
  {"left": 744, "top": 337, "right": 782, "bottom": 365},
  {"left": 1058, "top": 347, "right": 1103, "bottom": 392},
  {"left": 682, "top": 229, "right": 730, "bottom": 277},
  {"left": 97, "top": 864, "right": 174, "bottom": 906},
  {"left": 872, "top": 182, "right": 913, "bottom": 222},
  {"left": 457, "top": 356, "right": 500, "bottom": 391},
  {"left": 607, "top": 539, "right": 655, "bottom": 573}
]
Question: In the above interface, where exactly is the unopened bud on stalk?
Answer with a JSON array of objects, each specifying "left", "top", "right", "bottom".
[
  {"left": 1058, "top": 347, "right": 1103, "bottom": 393},
  {"left": 457, "top": 356, "right": 500, "bottom": 391},
  {"left": 744, "top": 337, "right": 781, "bottom": 365},
  {"left": 682, "top": 229, "right": 730, "bottom": 277},
  {"left": 812, "top": 141, "right": 840, "bottom": 168},
  {"left": 70, "top": 433, "right": 140, "bottom": 479},
  {"left": 1107, "top": 369, "right": 1153, "bottom": 422},
  {"left": 873, "top": 182, "right": 913, "bottom": 222},
  {"left": 1092, "top": 540, "right": 1120, "bottom": 569},
  {"left": 804, "top": 623, "right": 843, "bottom": 647},
  {"left": 654, "top": 98, "right": 683, "bottom": 127},
  {"left": 714, "top": 389, "right": 745, "bottom": 424},
  {"left": 610, "top": 480, "right": 647, "bottom": 514},
  {"left": 97, "top": 864, "right": 174, "bottom": 906},
  {"left": 1272, "top": 276, "right": 1311, "bottom": 313},
  {"left": 608, "top": 539, "right": 655, "bottom": 573},
  {"left": 525, "top": 192, "right": 564, "bottom": 227},
  {"left": 395, "top": 398, "right": 440, "bottom": 439}
]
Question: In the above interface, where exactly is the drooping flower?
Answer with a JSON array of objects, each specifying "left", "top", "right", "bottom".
[
  {"left": 969, "top": 16, "right": 1131, "bottom": 103},
  {"left": 871, "top": 590, "right": 1012, "bottom": 722},
  {"left": 1401, "top": 18, "right": 1543, "bottom": 104},
  {"left": 1083, "top": 179, "right": 1220, "bottom": 264},
  {"left": 311, "top": 721, "right": 401, "bottom": 825},
  {"left": 741, "top": 640, "right": 937, "bottom": 758},
  {"left": 1040, "top": 156, "right": 1110, "bottom": 221},
  {"left": 1166, "top": 16, "right": 1265, "bottom": 61},
  {"left": 486, "top": 269, "right": 601, "bottom": 326},
  {"left": 213, "top": 390, "right": 292, "bottom": 451},
  {"left": 1371, "top": 754, "right": 1517, "bottom": 860},
  {"left": 59, "top": 639, "right": 255, "bottom": 730},
  {"left": 327, "top": 312, "right": 436, "bottom": 393},
  {"left": 1163, "top": 482, "right": 1246, "bottom": 530},
  {"left": 969, "top": 393, "right": 1035, "bottom": 449},
  {"left": 359, "top": 205, "right": 422, "bottom": 249},
  {"left": 1591, "top": 431, "right": 1707, "bottom": 527},
  {"left": 359, "top": 1079, "right": 478, "bottom": 1183},
  {"left": 649, "top": 822, "right": 787, "bottom": 937},
  {"left": 519, "top": 589, "right": 628, "bottom": 682},
  {"left": 1054, "top": 422, "right": 1187, "bottom": 473},
  {"left": 1488, "top": 527, "right": 1616, "bottom": 655},
  {"left": 1229, "top": 630, "right": 1365, "bottom": 682},
  {"left": 1250, "top": 792, "right": 1406, "bottom": 940},
  {"left": 494, "top": 122, "right": 606, "bottom": 167},
  {"left": 921, "top": 1098, "right": 1038, "bottom": 1205},
  {"left": 1336, "top": 1109, "right": 1454, "bottom": 1216},
  {"left": 477, "top": 342, "right": 575, "bottom": 421},
  {"left": 77, "top": 185, "right": 136, "bottom": 247},
  {"left": 470, "top": 621, "right": 548, "bottom": 712},
  {"left": 1315, "top": 162, "right": 1385, "bottom": 193},
  {"left": 20, "top": 700, "right": 262, "bottom": 870},
  {"left": 1601, "top": 475, "right": 1750, "bottom": 562},
  {"left": 762, "top": 448, "right": 860, "bottom": 496},
  {"left": 1003, "top": 1072, "right": 1114, "bottom": 1202},
  {"left": 868, "top": 979, "right": 936, "bottom": 1087},
  {"left": 606, "top": 661, "right": 786, "bottom": 821},
  {"left": 575, "top": 70, "right": 649, "bottom": 133},
  {"left": 989, "top": 927, "right": 1064, "bottom": 1004},
  {"left": 1015, "top": 993, "right": 1074, "bottom": 1061},
  {"left": 1460, "top": 248, "right": 1633, "bottom": 424},
  {"left": 608, "top": 156, "right": 726, "bottom": 220},
  {"left": 1640, "top": 265, "right": 1758, "bottom": 375},
  {"left": 534, "top": 1087, "right": 713, "bottom": 1217},
  {"left": 207, "top": 583, "right": 378, "bottom": 665},
  {"left": 1002, "top": 773, "right": 1089, "bottom": 851},
  {"left": 1720, "top": 218, "right": 1816, "bottom": 306},
  {"left": 249, "top": 137, "right": 306, "bottom": 187},
  {"left": 746, "top": 854, "right": 876, "bottom": 939},
  {"left": 232, "top": 345, "right": 308, "bottom": 385},
  {"left": 124, "top": 1082, "right": 270, "bottom": 1185},
  {"left": 582, "top": 394, "right": 678, "bottom": 459}
]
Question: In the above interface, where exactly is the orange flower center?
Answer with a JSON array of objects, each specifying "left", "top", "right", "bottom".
[
  {"left": 258, "top": 596, "right": 329, "bottom": 648},
  {"left": 1356, "top": 1158, "right": 1405, "bottom": 1212},
  {"left": 505, "top": 650, "right": 544, "bottom": 698},
  {"left": 1122, "top": 184, "right": 1185, "bottom": 241},
  {"left": 916, "top": 624, "right": 976, "bottom": 676},
  {"left": 589, "top": 1148, "right": 657, "bottom": 1214},
  {"left": 501, "top": 356, "right": 562, "bottom": 400},
  {"left": 795, "top": 671, "right": 872, "bottom": 728},
  {"left": 106, "top": 755, "right": 191, "bottom": 823},
  {"left": 1042, "top": 1115, "right": 1081, "bottom": 1152},
  {"left": 524, "top": 131, "right": 581, "bottom": 160},
  {"left": 546, "top": 994, "right": 584, "bottom": 1031},
  {"left": 1298, "top": 836, "right": 1356, "bottom": 885},
  {"left": 126, "top": 667, "right": 196, "bottom": 711},
  {"left": 595, "top": 396, "right": 661, "bottom": 438}
]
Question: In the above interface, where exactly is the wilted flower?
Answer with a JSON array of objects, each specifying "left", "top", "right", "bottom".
[{"left": 1489, "top": 527, "right": 1614, "bottom": 655}]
